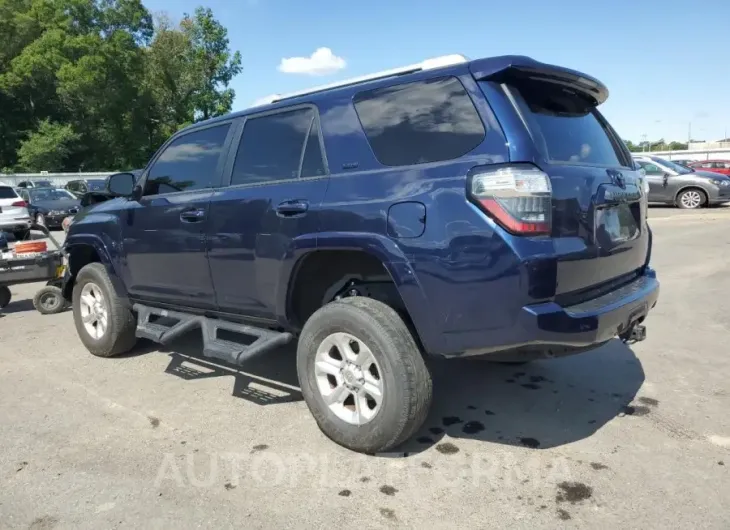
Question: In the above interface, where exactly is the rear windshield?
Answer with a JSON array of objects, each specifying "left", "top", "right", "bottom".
[
  {"left": 504, "top": 80, "right": 628, "bottom": 168},
  {"left": 34, "top": 180, "right": 52, "bottom": 187},
  {"left": 0, "top": 187, "right": 18, "bottom": 199}
]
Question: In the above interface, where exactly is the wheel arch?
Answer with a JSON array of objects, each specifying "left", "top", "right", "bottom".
[
  {"left": 63, "top": 234, "right": 128, "bottom": 303},
  {"left": 674, "top": 185, "right": 708, "bottom": 206},
  {"left": 277, "top": 232, "right": 438, "bottom": 353}
]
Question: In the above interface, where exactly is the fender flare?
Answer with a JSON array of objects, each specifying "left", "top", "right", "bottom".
[
  {"left": 274, "top": 232, "right": 441, "bottom": 352},
  {"left": 63, "top": 233, "right": 129, "bottom": 301}
]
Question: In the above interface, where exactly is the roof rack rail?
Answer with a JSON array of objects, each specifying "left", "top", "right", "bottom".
[{"left": 255, "top": 54, "right": 469, "bottom": 106}]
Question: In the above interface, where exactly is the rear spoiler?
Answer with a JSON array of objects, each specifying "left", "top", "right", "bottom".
[{"left": 469, "top": 55, "right": 608, "bottom": 106}]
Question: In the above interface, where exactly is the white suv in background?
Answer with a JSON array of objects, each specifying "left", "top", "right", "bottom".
[{"left": 0, "top": 183, "right": 32, "bottom": 240}]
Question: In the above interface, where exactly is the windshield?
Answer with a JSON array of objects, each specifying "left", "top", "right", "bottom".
[
  {"left": 651, "top": 156, "right": 692, "bottom": 174},
  {"left": 29, "top": 188, "right": 76, "bottom": 201},
  {"left": 33, "top": 180, "right": 53, "bottom": 187},
  {"left": 86, "top": 179, "right": 106, "bottom": 190}
]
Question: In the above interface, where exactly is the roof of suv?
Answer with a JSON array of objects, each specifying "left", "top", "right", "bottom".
[{"left": 181, "top": 54, "right": 608, "bottom": 134}]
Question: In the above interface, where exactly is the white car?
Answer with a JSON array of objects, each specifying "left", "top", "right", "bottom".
[{"left": 0, "top": 182, "right": 32, "bottom": 240}]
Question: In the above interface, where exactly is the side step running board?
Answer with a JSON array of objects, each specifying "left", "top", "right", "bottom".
[{"left": 133, "top": 304, "right": 294, "bottom": 365}]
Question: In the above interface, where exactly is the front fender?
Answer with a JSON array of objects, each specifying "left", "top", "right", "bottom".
[
  {"left": 63, "top": 230, "right": 129, "bottom": 302},
  {"left": 274, "top": 231, "right": 441, "bottom": 353}
]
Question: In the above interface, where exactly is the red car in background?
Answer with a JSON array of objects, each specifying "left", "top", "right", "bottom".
[{"left": 689, "top": 160, "right": 730, "bottom": 176}]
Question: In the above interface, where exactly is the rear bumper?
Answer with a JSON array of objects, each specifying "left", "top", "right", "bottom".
[
  {"left": 518, "top": 269, "right": 658, "bottom": 346},
  {"left": 0, "top": 218, "right": 31, "bottom": 231},
  {"left": 455, "top": 269, "right": 659, "bottom": 357}
]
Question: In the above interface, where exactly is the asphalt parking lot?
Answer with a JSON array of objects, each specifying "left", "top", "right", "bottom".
[{"left": 1, "top": 207, "right": 729, "bottom": 529}]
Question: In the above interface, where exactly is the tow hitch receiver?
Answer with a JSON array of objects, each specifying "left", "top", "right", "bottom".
[{"left": 621, "top": 323, "right": 646, "bottom": 344}]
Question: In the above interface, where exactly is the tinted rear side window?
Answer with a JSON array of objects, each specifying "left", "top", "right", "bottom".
[
  {"left": 506, "top": 81, "right": 627, "bottom": 167},
  {"left": 353, "top": 76, "right": 485, "bottom": 167},
  {"left": 0, "top": 187, "right": 17, "bottom": 199},
  {"left": 231, "top": 108, "right": 325, "bottom": 186}
]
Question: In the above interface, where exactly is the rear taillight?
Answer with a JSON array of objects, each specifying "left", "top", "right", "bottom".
[
  {"left": 469, "top": 164, "right": 552, "bottom": 235},
  {"left": 11, "top": 200, "right": 27, "bottom": 207}
]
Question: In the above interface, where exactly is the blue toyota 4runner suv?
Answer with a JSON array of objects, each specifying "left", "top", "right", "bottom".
[{"left": 63, "top": 54, "right": 659, "bottom": 453}]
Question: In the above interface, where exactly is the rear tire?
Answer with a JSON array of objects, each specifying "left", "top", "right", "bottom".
[
  {"left": 297, "top": 296, "right": 432, "bottom": 453},
  {"left": 33, "top": 285, "right": 66, "bottom": 315},
  {"left": 72, "top": 263, "right": 137, "bottom": 357},
  {"left": 676, "top": 188, "right": 706, "bottom": 209},
  {"left": 13, "top": 230, "right": 29, "bottom": 241},
  {"left": 0, "top": 286, "right": 10, "bottom": 308}
]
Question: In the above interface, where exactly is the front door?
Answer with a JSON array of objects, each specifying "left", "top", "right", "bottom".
[
  {"left": 119, "top": 122, "right": 234, "bottom": 309},
  {"left": 207, "top": 106, "right": 329, "bottom": 321}
]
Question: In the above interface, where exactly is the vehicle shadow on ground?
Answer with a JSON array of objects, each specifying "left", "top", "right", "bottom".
[
  {"left": 124, "top": 334, "right": 644, "bottom": 454},
  {"left": 0, "top": 298, "right": 36, "bottom": 314},
  {"left": 125, "top": 335, "right": 302, "bottom": 406},
  {"left": 394, "top": 339, "right": 645, "bottom": 456}
]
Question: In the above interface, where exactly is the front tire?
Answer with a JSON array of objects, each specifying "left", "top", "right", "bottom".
[
  {"left": 676, "top": 188, "right": 706, "bottom": 209},
  {"left": 72, "top": 263, "right": 137, "bottom": 357},
  {"left": 297, "top": 296, "right": 432, "bottom": 454}
]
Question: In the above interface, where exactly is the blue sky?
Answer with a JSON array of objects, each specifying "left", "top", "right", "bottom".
[{"left": 143, "top": 0, "right": 730, "bottom": 143}]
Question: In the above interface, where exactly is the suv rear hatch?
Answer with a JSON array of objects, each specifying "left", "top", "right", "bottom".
[
  {"left": 473, "top": 59, "right": 649, "bottom": 300},
  {"left": 0, "top": 185, "right": 28, "bottom": 224}
]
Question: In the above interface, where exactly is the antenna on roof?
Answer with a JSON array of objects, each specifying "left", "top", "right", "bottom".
[{"left": 251, "top": 54, "right": 469, "bottom": 107}]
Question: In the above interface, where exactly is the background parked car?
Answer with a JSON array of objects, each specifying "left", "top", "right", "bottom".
[
  {"left": 633, "top": 155, "right": 730, "bottom": 208},
  {"left": 0, "top": 183, "right": 31, "bottom": 239},
  {"left": 18, "top": 188, "right": 81, "bottom": 229},
  {"left": 16, "top": 179, "right": 53, "bottom": 189},
  {"left": 689, "top": 160, "right": 730, "bottom": 176},
  {"left": 671, "top": 159, "right": 696, "bottom": 168},
  {"left": 64, "top": 178, "right": 108, "bottom": 198}
]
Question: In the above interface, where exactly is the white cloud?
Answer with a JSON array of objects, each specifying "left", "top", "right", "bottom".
[{"left": 278, "top": 47, "right": 346, "bottom": 76}]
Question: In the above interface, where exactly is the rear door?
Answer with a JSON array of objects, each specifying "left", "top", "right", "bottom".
[
  {"left": 491, "top": 76, "right": 649, "bottom": 295},
  {"left": 714, "top": 162, "right": 730, "bottom": 176},
  {"left": 206, "top": 106, "right": 329, "bottom": 320},
  {"left": 637, "top": 161, "right": 672, "bottom": 201}
]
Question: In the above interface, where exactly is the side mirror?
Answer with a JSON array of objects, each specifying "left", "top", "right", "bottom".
[{"left": 107, "top": 172, "right": 136, "bottom": 197}]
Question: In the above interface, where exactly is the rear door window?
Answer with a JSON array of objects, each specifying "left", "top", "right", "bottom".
[
  {"left": 353, "top": 76, "right": 485, "bottom": 166},
  {"left": 505, "top": 80, "right": 629, "bottom": 168},
  {"left": 230, "top": 107, "right": 325, "bottom": 186}
]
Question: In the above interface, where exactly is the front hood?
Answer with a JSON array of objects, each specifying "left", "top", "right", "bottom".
[
  {"left": 33, "top": 199, "right": 81, "bottom": 212},
  {"left": 693, "top": 170, "right": 730, "bottom": 181}
]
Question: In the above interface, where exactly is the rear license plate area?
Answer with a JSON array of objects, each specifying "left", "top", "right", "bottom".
[{"left": 595, "top": 203, "right": 640, "bottom": 246}]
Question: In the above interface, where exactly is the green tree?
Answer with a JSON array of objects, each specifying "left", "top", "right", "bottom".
[
  {"left": 16, "top": 119, "right": 80, "bottom": 171},
  {"left": 0, "top": 0, "right": 242, "bottom": 172},
  {"left": 144, "top": 7, "right": 242, "bottom": 137},
  {"left": 182, "top": 7, "right": 242, "bottom": 121}
]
